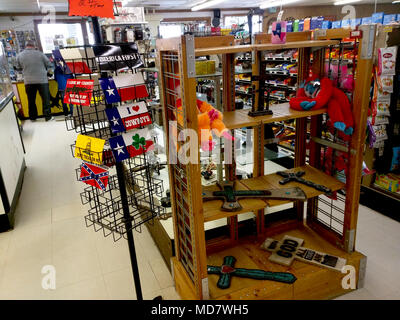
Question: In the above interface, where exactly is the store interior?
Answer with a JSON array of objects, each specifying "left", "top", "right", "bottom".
[{"left": 0, "top": 0, "right": 399, "bottom": 301}]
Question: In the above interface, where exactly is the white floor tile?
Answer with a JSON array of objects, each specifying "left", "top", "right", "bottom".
[{"left": 52, "top": 276, "right": 109, "bottom": 300}]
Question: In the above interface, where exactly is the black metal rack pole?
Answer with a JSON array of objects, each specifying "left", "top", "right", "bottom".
[{"left": 92, "top": 16, "right": 144, "bottom": 301}]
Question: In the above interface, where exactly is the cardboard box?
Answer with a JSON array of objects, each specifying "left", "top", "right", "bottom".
[
  {"left": 304, "top": 18, "right": 311, "bottom": 31},
  {"left": 332, "top": 20, "right": 342, "bottom": 29},
  {"left": 299, "top": 20, "right": 304, "bottom": 31},
  {"left": 293, "top": 20, "right": 299, "bottom": 32},
  {"left": 317, "top": 16, "right": 324, "bottom": 29},
  {"left": 287, "top": 21, "right": 293, "bottom": 32},
  {"left": 372, "top": 12, "right": 384, "bottom": 24},
  {"left": 383, "top": 14, "right": 397, "bottom": 25},
  {"left": 341, "top": 19, "right": 351, "bottom": 28},
  {"left": 375, "top": 174, "right": 400, "bottom": 193},
  {"left": 195, "top": 60, "right": 208, "bottom": 75},
  {"left": 361, "top": 16, "right": 372, "bottom": 24},
  {"left": 310, "top": 17, "right": 319, "bottom": 30},
  {"left": 322, "top": 20, "right": 332, "bottom": 29}
]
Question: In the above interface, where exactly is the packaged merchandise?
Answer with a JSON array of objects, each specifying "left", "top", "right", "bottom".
[
  {"left": 383, "top": 14, "right": 397, "bottom": 25},
  {"left": 374, "top": 174, "right": 400, "bottom": 193},
  {"left": 332, "top": 21, "right": 341, "bottom": 29},
  {"left": 378, "top": 46, "right": 397, "bottom": 76},
  {"left": 372, "top": 12, "right": 384, "bottom": 24},
  {"left": 376, "top": 101, "right": 391, "bottom": 116},
  {"left": 361, "top": 17, "right": 372, "bottom": 25},
  {"left": 390, "top": 147, "right": 400, "bottom": 171},
  {"left": 322, "top": 20, "right": 332, "bottom": 29},
  {"left": 373, "top": 124, "right": 388, "bottom": 143}
]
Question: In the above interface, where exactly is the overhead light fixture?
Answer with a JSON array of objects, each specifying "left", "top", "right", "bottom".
[
  {"left": 333, "top": 0, "right": 362, "bottom": 5},
  {"left": 191, "top": 0, "right": 228, "bottom": 11},
  {"left": 393, "top": 0, "right": 400, "bottom": 3},
  {"left": 259, "top": 0, "right": 301, "bottom": 9},
  {"left": 36, "top": 0, "right": 41, "bottom": 9}
]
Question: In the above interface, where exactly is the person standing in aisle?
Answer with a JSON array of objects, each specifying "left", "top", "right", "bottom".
[{"left": 16, "top": 40, "right": 54, "bottom": 121}]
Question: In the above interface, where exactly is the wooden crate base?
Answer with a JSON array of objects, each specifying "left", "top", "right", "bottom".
[
  {"left": 145, "top": 218, "right": 174, "bottom": 271},
  {"left": 173, "top": 225, "right": 366, "bottom": 300}
]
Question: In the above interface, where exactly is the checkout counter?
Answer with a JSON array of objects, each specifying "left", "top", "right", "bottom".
[
  {"left": 0, "top": 43, "right": 25, "bottom": 231},
  {"left": 13, "top": 79, "right": 67, "bottom": 119}
]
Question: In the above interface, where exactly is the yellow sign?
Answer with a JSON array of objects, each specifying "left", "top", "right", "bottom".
[{"left": 74, "top": 134, "right": 105, "bottom": 165}]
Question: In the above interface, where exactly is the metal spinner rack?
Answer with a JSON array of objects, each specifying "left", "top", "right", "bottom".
[{"left": 60, "top": 39, "right": 166, "bottom": 300}]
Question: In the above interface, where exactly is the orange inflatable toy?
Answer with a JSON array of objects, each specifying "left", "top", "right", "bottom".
[{"left": 176, "top": 98, "right": 234, "bottom": 151}]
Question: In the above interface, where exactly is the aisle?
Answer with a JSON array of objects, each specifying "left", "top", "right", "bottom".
[
  {"left": 0, "top": 119, "right": 399, "bottom": 300},
  {"left": 0, "top": 119, "right": 178, "bottom": 300}
]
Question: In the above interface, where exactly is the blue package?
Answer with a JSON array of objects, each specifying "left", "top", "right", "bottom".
[
  {"left": 322, "top": 20, "right": 332, "bottom": 29},
  {"left": 317, "top": 16, "right": 324, "bottom": 29},
  {"left": 341, "top": 19, "right": 351, "bottom": 28},
  {"left": 372, "top": 12, "right": 384, "bottom": 24},
  {"left": 332, "top": 20, "right": 341, "bottom": 29},
  {"left": 299, "top": 20, "right": 304, "bottom": 31},
  {"left": 361, "top": 16, "right": 372, "bottom": 24},
  {"left": 397, "top": 14, "right": 400, "bottom": 22},
  {"left": 287, "top": 21, "right": 293, "bottom": 33},
  {"left": 390, "top": 146, "right": 400, "bottom": 171},
  {"left": 350, "top": 18, "right": 361, "bottom": 28},
  {"left": 310, "top": 17, "right": 319, "bottom": 30},
  {"left": 383, "top": 14, "right": 397, "bottom": 25}
]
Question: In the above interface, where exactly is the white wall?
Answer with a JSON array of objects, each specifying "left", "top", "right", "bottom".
[
  {"left": 144, "top": 10, "right": 249, "bottom": 37},
  {"left": 0, "top": 14, "right": 78, "bottom": 31}
]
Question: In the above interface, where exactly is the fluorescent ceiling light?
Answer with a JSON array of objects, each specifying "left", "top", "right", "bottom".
[
  {"left": 334, "top": 0, "right": 362, "bottom": 5},
  {"left": 393, "top": 0, "right": 400, "bottom": 3},
  {"left": 259, "top": 0, "right": 301, "bottom": 9},
  {"left": 191, "top": 0, "right": 228, "bottom": 11}
]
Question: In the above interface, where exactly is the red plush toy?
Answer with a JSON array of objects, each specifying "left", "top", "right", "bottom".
[{"left": 290, "top": 76, "right": 354, "bottom": 135}]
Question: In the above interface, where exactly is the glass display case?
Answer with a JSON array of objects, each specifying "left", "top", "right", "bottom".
[{"left": 0, "top": 41, "right": 13, "bottom": 107}]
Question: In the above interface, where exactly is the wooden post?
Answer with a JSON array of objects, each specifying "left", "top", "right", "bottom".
[
  {"left": 343, "top": 25, "right": 376, "bottom": 252},
  {"left": 180, "top": 35, "right": 209, "bottom": 298}
]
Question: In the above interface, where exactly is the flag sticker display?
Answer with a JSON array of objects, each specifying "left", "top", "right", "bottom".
[
  {"left": 59, "top": 48, "right": 92, "bottom": 74},
  {"left": 99, "top": 73, "right": 148, "bottom": 103},
  {"left": 108, "top": 128, "right": 154, "bottom": 162},
  {"left": 93, "top": 44, "right": 143, "bottom": 71},
  {"left": 64, "top": 79, "right": 94, "bottom": 106},
  {"left": 105, "top": 102, "right": 152, "bottom": 133},
  {"left": 74, "top": 134, "right": 106, "bottom": 165},
  {"left": 99, "top": 78, "right": 121, "bottom": 104},
  {"left": 79, "top": 162, "right": 109, "bottom": 191}
]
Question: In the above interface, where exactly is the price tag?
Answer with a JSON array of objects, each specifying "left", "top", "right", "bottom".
[{"left": 68, "top": 0, "right": 115, "bottom": 19}]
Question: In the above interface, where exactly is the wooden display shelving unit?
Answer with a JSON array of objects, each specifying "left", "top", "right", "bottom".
[{"left": 156, "top": 26, "right": 375, "bottom": 300}]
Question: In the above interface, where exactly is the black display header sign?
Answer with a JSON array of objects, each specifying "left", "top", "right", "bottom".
[{"left": 93, "top": 44, "right": 143, "bottom": 71}]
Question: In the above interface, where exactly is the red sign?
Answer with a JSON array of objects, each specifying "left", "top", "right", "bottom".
[
  {"left": 64, "top": 79, "right": 94, "bottom": 106},
  {"left": 68, "top": 0, "right": 115, "bottom": 19}
]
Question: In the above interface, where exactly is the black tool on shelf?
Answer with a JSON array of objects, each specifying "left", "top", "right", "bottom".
[{"left": 248, "top": 63, "right": 273, "bottom": 117}]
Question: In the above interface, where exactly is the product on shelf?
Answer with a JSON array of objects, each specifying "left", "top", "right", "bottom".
[
  {"left": 289, "top": 75, "right": 354, "bottom": 135},
  {"left": 378, "top": 46, "right": 397, "bottom": 76},
  {"left": 374, "top": 173, "right": 400, "bottom": 193},
  {"left": 207, "top": 256, "right": 297, "bottom": 290},
  {"left": 261, "top": 235, "right": 347, "bottom": 271},
  {"left": 202, "top": 181, "right": 306, "bottom": 211}
]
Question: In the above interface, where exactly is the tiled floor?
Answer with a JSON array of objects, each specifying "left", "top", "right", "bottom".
[{"left": 0, "top": 119, "right": 399, "bottom": 300}]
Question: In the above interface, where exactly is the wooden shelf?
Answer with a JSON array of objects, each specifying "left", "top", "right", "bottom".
[
  {"left": 202, "top": 165, "right": 345, "bottom": 222},
  {"left": 241, "top": 165, "right": 345, "bottom": 207},
  {"left": 205, "top": 225, "right": 365, "bottom": 300},
  {"left": 203, "top": 181, "right": 267, "bottom": 223},
  {"left": 195, "top": 40, "right": 339, "bottom": 56},
  {"left": 223, "top": 103, "right": 327, "bottom": 130},
  {"left": 195, "top": 44, "right": 253, "bottom": 56},
  {"left": 253, "top": 40, "right": 340, "bottom": 52}
]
